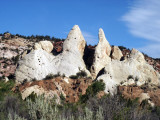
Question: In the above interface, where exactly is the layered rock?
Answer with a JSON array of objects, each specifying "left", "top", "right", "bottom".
[
  {"left": 111, "top": 46, "right": 123, "bottom": 60},
  {"left": 34, "top": 41, "right": 53, "bottom": 53},
  {"left": 97, "top": 48, "right": 160, "bottom": 95},
  {"left": 0, "top": 38, "right": 33, "bottom": 78},
  {"left": 90, "top": 28, "right": 111, "bottom": 79},
  {"left": 118, "top": 85, "right": 160, "bottom": 106},
  {"left": 16, "top": 25, "right": 91, "bottom": 83},
  {"left": 16, "top": 77, "right": 92, "bottom": 103}
]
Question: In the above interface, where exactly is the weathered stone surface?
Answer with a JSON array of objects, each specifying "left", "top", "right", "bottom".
[
  {"left": 90, "top": 28, "right": 111, "bottom": 79},
  {"left": 16, "top": 25, "right": 91, "bottom": 83},
  {"left": 53, "top": 25, "right": 90, "bottom": 77},
  {"left": 0, "top": 43, "right": 18, "bottom": 59},
  {"left": 111, "top": 46, "right": 123, "bottom": 60},
  {"left": 16, "top": 77, "right": 92, "bottom": 103},
  {"left": 118, "top": 86, "right": 158, "bottom": 107},
  {"left": 16, "top": 49, "right": 56, "bottom": 83},
  {"left": 34, "top": 43, "right": 42, "bottom": 50},
  {"left": 34, "top": 41, "right": 53, "bottom": 53},
  {"left": 0, "top": 40, "right": 33, "bottom": 78},
  {"left": 98, "top": 48, "right": 160, "bottom": 95}
]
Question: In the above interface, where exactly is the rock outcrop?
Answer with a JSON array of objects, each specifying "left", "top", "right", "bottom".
[
  {"left": 90, "top": 29, "right": 111, "bottom": 79},
  {"left": 0, "top": 38, "right": 33, "bottom": 78},
  {"left": 16, "top": 77, "right": 92, "bottom": 103},
  {"left": 97, "top": 48, "right": 160, "bottom": 95},
  {"left": 6, "top": 25, "right": 159, "bottom": 106},
  {"left": 111, "top": 46, "right": 123, "bottom": 60},
  {"left": 15, "top": 49, "right": 56, "bottom": 83},
  {"left": 34, "top": 41, "right": 53, "bottom": 53},
  {"left": 118, "top": 85, "right": 160, "bottom": 106},
  {"left": 16, "top": 25, "right": 91, "bottom": 83},
  {"left": 53, "top": 25, "right": 90, "bottom": 77}
]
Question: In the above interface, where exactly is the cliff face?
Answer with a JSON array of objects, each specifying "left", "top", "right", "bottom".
[{"left": 1, "top": 25, "right": 160, "bottom": 106}]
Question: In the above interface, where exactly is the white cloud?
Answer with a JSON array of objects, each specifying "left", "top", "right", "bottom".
[
  {"left": 82, "top": 31, "right": 98, "bottom": 45},
  {"left": 122, "top": 0, "right": 160, "bottom": 58}
]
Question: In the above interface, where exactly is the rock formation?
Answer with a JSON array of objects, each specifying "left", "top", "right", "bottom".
[
  {"left": 53, "top": 25, "right": 90, "bottom": 77},
  {"left": 0, "top": 38, "right": 33, "bottom": 78},
  {"left": 34, "top": 41, "right": 53, "bottom": 53},
  {"left": 111, "top": 46, "right": 123, "bottom": 60},
  {"left": 16, "top": 25, "right": 91, "bottom": 83},
  {"left": 118, "top": 85, "right": 160, "bottom": 107},
  {"left": 97, "top": 48, "right": 160, "bottom": 95},
  {"left": 90, "top": 28, "right": 111, "bottom": 79},
  {"left": 16, "top": 77, "right": 92, "bottom": 103},
  {"left": 1, "top": 25, "right": 159, "bottom": 106},
  {"left": 15, "top": 49, "right": 56, "bottom": 83}
]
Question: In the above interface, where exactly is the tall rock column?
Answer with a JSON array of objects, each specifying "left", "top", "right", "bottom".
[
  {"left": 54, "top": 25, "right": 91, "bottom": 77},
  {"left": 90, "top": 28, "right": 111, "bottom": 79}
]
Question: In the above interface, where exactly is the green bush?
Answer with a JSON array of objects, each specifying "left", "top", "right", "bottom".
[
  {"left": 69, "top": 71, "right": 87, "bottom": 79},
  {"left": 80, "top": 80, "right": 105, "bottom": 103},
  {"left": 44, "top": 73, "right": 60, "bottom": 80},
  {"left": 0, "top": 79, "right": 15, "bottom": 101},
  {"left": 69, "top": 75, "right": 78, "bottom": 79},
  {"left": 76, "top": 70, "right": 87, "bottom": 78}
]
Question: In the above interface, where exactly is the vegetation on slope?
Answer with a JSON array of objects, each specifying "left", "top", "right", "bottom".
[
  {"left": 0, "top": 79, "right": 160, "bottom": 120},
  {"left": 0, "top": 32, "right": 65, "bottom": 42}
]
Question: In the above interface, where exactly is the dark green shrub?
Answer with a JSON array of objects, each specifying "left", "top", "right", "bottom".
[
  {"left": 80, "top": 80, "right": 105, "bottom": 103},
  {"left": 69, "top": 75, "right": 78, "bottom": 79},
  {"left": 76, "top": 71, "right": 87, "bottom": 78},
  {"left": 70, "top": 71, "right": 87, "bottom": 79},
  {"left": 44, "top": 73, "right": 60, "bottom": 80},
  {"left": 135, "top": 76, "right": 139, "bottom": 82},
  {"left": 127, "top": 75, "right": 134, "bottom": 80},
  {"left": 44, "top": 74, "right": 55, "bottom": 80}
]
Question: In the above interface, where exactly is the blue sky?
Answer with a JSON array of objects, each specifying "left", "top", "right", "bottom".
[{"left": 0, "top": 0, "right": 160, "bottom": 58}]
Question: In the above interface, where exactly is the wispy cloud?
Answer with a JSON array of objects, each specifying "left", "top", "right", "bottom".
[
  {"left": 122, "top": 0, "right": 160, "bottom": 58},
  {"left": 82, "top": 31, "right": 98, "bottom": 45}
]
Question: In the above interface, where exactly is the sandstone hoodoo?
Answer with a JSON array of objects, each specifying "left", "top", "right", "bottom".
[
  {"left": 97, "top": 48, "right": 160, "bottom": 95},
  {"left": 53, "top": 25, "right": 90, "bottom": 78},
  {"left": 15, "top": 25, "right": 91, "bottom": 84},
  {"left": 2, "top": 25, "right": 160, "bottom": 108},
  {"left": 90, "top": 28, "right": 111, "bottom": 79}
]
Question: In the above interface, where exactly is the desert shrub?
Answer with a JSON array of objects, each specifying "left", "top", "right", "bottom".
[
  {"left": 21, "top": 79, "right": 27, "bottom": 85},
  {"left": 86, "top": 94, "right": 154, "bottom": 120},
  {"left": 118, "top": 46, "right": 128, "bottom": 51},
  {"left": 127, "top": 75, "right": 134, "bottom": 80},
  {"left": 3, "top": 64, "right": 7, "bottom": 68},
  {"left": 12, "top": 55, "right": 20, "bottom": 64},
  {"left": 44, "top": 74, "right": 55, "bottom": 80},
  {"left": 76, "top": 70, "right": 87, "bottom": 78},
  {"left": 135, "top": 76, "right": 139, "bottom": 82},
  {"left": 44, "top": 73, "right": 60, "bottom": 80},
  {"left": 0, "top": 95, "right": 29, "bottom": 120},
  {"left": 69, "top": 75, "right": 78, "bottom": 79},
  {"left": 0, "top": 79, "right": 15, "bottom": 100},
  {"left": 31, "top": 78, "right": 37, "bottom": 82},
  {"left": 0, "top": 93, "right": 159, "bottom": 120},
  {"left": 80, "top": 80, "right": 105, "bottom": 103},
  {"left": 69, "top": 71, "right": 87, "bottom": 79}
]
